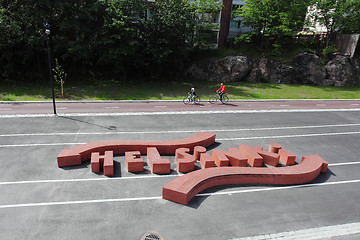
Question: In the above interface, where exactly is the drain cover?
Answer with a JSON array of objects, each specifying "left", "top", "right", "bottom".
[{"left": 141, "top": 231, "right": 163, "bottom": 240}]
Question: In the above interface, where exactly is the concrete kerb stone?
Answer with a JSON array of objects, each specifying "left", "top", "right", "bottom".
[{"left": 2, "top": 99, "right": 360, "bottom": 104}]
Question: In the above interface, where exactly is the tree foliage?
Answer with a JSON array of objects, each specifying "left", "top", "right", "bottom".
[
  {"left": 234, "top": 0, "right": 310, "bottom": 53},
  {"left": 307, "top": 0, "right": 360, "bottom": 47},
  {"left": 0, "top": 0, "right": 222, "bottom": 83}
]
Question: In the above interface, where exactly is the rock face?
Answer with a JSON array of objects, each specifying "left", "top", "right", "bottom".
[
  {"left": 325, "top": 54, "right": 360, "bottom": 86},
  {"left": 186, "top": 52, "right": 360, "bottom": 86},
  {"left": 292, "top": 53, "right": 326, "bottom": 85},
  {"left": 186, "top": 55, "right": 252, "bottom": 82}
]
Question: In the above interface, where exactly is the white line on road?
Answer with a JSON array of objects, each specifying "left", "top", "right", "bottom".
[
  {"left": 0, "top": 174, "right": 182, "bottom": 185},
  {"left": 1, "top": 131, "right": 360, "bottom": 148},
  {"left": 0, "top": 123, "right": 359, "bottom": 137},
  {"left": 1, "top": 108, "right": 360, "bottom": 118},
  {"left": 0, "top": 179, "right": 359, "bottom": 209},
  {"left": 0, "top": 142, "right": 85, "bottom": 147},
  {"left": 0, "top": 161, "right": 358, "bottom": 186},
  {"left": 229, "top": 222, "right": 360, "bottom": 240},
  {"left": 217, "top": 131, "right": 360, "bottom": 141}
]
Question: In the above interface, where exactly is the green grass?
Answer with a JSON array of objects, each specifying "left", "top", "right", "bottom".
[{"left": 1, "top": 80, "right": 360, "bottom": 101}]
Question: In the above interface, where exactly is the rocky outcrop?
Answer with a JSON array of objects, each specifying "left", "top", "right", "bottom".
[
  {"left": 186, "top": 53, "right": 360, "bottom": 86},
  {"left": 186, "top": 55, "right": 252, "bottom": 82},
  {"left": 324, "top": 54, "right": 360, "bottom": 86}
]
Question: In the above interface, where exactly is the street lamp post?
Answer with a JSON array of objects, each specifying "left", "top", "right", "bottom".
[{"left": 45, "top": 23, "right": 57, "bottom": 115}]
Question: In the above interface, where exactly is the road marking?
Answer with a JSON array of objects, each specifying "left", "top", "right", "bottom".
[
  {"left": 0, "top": 143, "right": 85, "bottom": 148},
  {"left": 351, "top": 103, "right": 360, "bottom": 106},
  {"left": 1, "top": 108, "right": 360, "bottom": 118},
  {"left": 217, "top": 131, "right": 360, "bottom": 141},
  {"left": 0, "top": 108, "right": 12, "bottom": 111},
  {"left": 1, "top": 131, "right": 360, "bottom": 148},
  {"left": 0, "top": 123, "right": 359, "bottom": 137},
  {"left": 0, "top": 174, "right": 182, "bottom": 185},
  {"left": 316, "top": 104, "right": 326, "bottom": 106},
  {"left": 154, "top": 106, "right": 167, "bottom": 108},
  {"left": 105, "top": 107, "right": 119, "bottom": 109},
  {"left": 1, "top": 130, "right": 359, "bottom": 148},
  {"left": 229, "top": 222, "right": 360, "bottom": 240},
  {"left": 197, "top": 179, "right": 360, "bottom": 197},
  {"left": 0, "top": 161, "right": 358, "bottom": 186},
  {"left": 0, "top": 196, "right": 163, "bottom": 209},
  {"left": 0, "top": 179, "right": 359, "bottom": 209}
]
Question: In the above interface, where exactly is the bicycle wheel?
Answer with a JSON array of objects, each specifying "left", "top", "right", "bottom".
[
  {"left": 194, "top": 96, "right": 200, "bottom": 104},
  {"left": 183, "top": 96, "right": 190, "bottom": 105},
  {"left": 209, "top": 96, "right": 218, "bottom": 104},
  {"left": 221, "top": 95, "right": 229, "bottom": 103}
]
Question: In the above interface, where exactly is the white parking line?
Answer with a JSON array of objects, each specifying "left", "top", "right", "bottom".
[
  {"left": 217, "top": 131, "right": 360, "bottom": 141},
  {"left": 229, "top": 222, "right": 360, "bottom": 240},
  {"left": 0, "top": 123, "right": 359, "bottom": 137},
  {"left": 0, "top": 142, "right": 85, "bottom": 147},
  {"left": 0, "top": 174, "right": 182, "bottom": 185},
  {"left": 0, "top": 179, "right": 359, "bottom": 209},
  {"left": 1, "top": 108, "right": 360, "bottom": 118},
  {"left": 0, "top": 130, "right": 359, "bottom": 148},
  {"left": 0, "top": 161, "right": 358, "bottom": 186}
]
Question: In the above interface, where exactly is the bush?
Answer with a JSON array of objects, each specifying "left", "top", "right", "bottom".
[{"left": 321, "top": 45, "right": 339, "bottom": 65}]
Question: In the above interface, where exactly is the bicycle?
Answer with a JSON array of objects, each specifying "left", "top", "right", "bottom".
[
  {"left": 209, "top": 92, "right": 229, "bottom": 104},
  {"left": 183, "top": 94, "right": 200, "bottom": 105}
]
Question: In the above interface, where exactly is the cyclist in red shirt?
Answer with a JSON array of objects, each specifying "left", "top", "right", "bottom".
[{"left": 217, "top": 83, "right": 226, "bottom": 101}]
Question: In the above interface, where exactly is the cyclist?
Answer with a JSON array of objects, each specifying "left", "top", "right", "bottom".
[
  {"left": 188, "top": 88, "right": 197, "bottom": 104},
  {"left": 217, "top": 83, "right": 226, "bottom": 102}
]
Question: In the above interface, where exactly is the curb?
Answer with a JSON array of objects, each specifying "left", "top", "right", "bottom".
[{"left": 1, "top": 99, "right": 360, "bottom": 104}]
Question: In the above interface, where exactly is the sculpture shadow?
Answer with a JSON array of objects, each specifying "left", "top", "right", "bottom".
[{"left": 206, "top": 142, "right": 222, "bottom": 151}]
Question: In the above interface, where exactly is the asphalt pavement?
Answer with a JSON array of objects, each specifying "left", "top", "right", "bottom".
[{"left": 0, "top": 100, "right": 360, "bottom": 240}]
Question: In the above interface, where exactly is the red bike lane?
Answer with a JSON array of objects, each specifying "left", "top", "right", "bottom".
[{"left": 1, "top": 99, "right": 360, "bottom": 116}]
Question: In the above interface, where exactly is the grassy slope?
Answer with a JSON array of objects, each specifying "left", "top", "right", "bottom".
[{"left": 1, "top": 80, "right": 360, "bottom": 101}]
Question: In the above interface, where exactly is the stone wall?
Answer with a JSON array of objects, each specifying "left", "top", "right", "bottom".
[{"left": 186, "top": 53, "right": 360, "bottom": 86}]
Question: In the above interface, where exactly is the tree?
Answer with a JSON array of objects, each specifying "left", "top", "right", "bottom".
[
  {"left": 190, "top": 0, "right": 223, "bottom": 49},
  {"left": 139, "top": 0, "right": 222, "bottom": 76},
  {"left": 307, "top": 0, "right": 360, "bottom": 47},
  {"left": 234, "top": 0, "right": 310, "bottom": 54},
  {"left": 0, "top": 0, "right": 50, "bottom": 83},
  {"left": 52, "top": 58, "right": 67, "bottom": 97},
  {"left": 96, "top": 0, "right": 146, "bottom": 79},
  {"left": 0, "top": 0, "right": 223, "bottom": 83}
]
